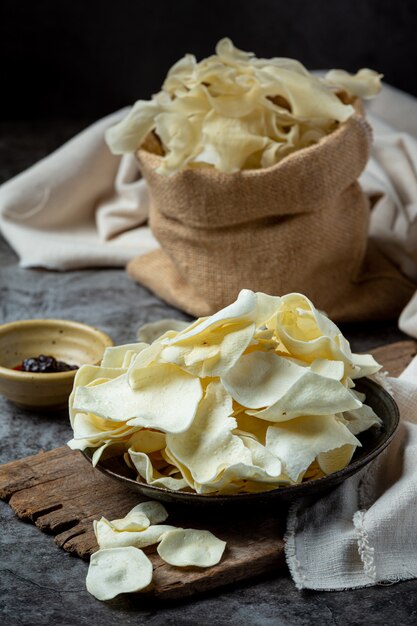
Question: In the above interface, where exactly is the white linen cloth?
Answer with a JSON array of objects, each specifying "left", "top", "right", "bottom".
[
  {"left": 285, "top": 365, "right": 417, "bottom": 589},
  {"left": 0, "top": 109, "right": 158, "bottom": 269}
]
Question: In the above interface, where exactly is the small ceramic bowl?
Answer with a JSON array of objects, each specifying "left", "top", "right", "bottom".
[{"left": 0, "top": 319, "right": 113, "bottom": 410}]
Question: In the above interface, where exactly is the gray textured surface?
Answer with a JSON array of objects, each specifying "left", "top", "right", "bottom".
[{"left": 0, "top": 122, "right": 415, "bottom": 625}]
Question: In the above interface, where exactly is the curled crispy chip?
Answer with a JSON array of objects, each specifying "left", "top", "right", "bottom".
[
  {"left": 73, "top": 367, "right": 202, "bottom": 433},
  {"left": 316, "top": 444, "right": 356, "bottom": 475},
  {"left": 128, "top": 449, "right": 189, "bottom": 491},
  {"left": 126, "top": 501, "right": 168, "bottom": 525},
  {"left": 86, "top": 547, "right": 152, "bottom": 601},
  {"left": 157, "top": 528, "right": 226, "bottom": 567},
  {"left": 223, "top": 351, "right": 361, "bottom": 418},
  {"left": 108, "top": 512, "right": 150, "bottom": 532},
  {"left": 167, "top": 381, "right": 251, "bottom": 484},
  {"left": 271, "top": 293, "right": 381, "bottom": 379},
  {"left": 94, "top": 517, "right": 176, "bottom": 549},
  {"left": 324, "top": 68, "right": 382, "bottom": 100},
  {"left": 340, "top": 396, "right": 382, "bottom": 435},
  {"left": 101, "top": 343, "right": 148, "bottom": 369},
  {"left": 161, "top": 322, "right": 256, "bottom": 378},
  {"left": 266, "top": 415, "right": 360, "bottom": 482},
  {"left": 137, "top": 319, "right": 190, "bottom": 343},
  {"left": 69, "top": 365, "right": 122, "bottom": 427},
  {"left": 129, "top": 430, "right": 166, "bottom": 454}
]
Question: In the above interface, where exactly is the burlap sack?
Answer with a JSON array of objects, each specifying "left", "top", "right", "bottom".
[{"left": 128, "top": 115, "right": 415, "bottom": 321}]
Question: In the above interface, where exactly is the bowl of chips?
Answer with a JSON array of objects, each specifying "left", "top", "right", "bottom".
[
  {"left": 81, "top": 376, "right": 398, "bottom": 506},
  {"left": 69, "top": 289, "right": 399, "bottom": 505}
]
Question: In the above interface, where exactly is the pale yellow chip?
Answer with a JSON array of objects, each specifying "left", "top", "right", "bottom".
[
  {"left": 166, "top": 381, "right": 251, "bottom": 485},
  {"left": 223, "top": 351, "right": 361, "bottom": 419},
  {"left": 157, "top": 528, "right": 226, "bottom": 567},
  {"left": 340, "top": 397, "right": 382, "bottom": 435},
  {"left": 136, "top": 319, "right": 190, "bottom": 343},
  {"left": 73, "top": 367, "right": 202, "bottom": 433},
  {"left": 162, "top": 322, "right": 256, "bottom": 378},
  {"left": 129, "top": 430, "right": 166, "bottom": 454},
  {"left": 90, "top": 442, "right": 127, "bottom": 467},
  {"left": 69, "top": 365, "right": 122, "bottom": 427},
  {"left": 101, "top": 343, "right": 149, "bottom": 369},
  {"left": 316, "top": 443, "right": 356, "bottom": 475},
  {"left": 324, "top": 68, "right": 382, "bottom": 99},
  {"left": 163, "top": 290, "right": 280, "bottom": 346},
  {"left": 266, "top": 415, "right": 360, "bottom": 482},
  {"left": 126, "top": 501, "right": 168, "bottom": 525},
  {"left": 105, "top": 99, "right": 163, "bottom": 154},
  {"left": 108, "top": 512, "right": 150, "bottom": 533},
  {"left": 271, "top": 293, "right": 381, "bottom": 379},
  {"left": 86, "top": 547, "right": 153, "bottom": 601},
  {"left": 128, "top": 449, "right": 188, "bottom": 491},
  {"left": 94, "top": 517, "right": 176, "bottom": 549}
]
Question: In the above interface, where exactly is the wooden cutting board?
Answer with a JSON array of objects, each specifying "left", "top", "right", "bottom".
[{"left": 0, "top": 340, "right": 415, "bottom": 600}]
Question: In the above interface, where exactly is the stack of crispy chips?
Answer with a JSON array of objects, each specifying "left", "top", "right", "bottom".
[
  {"left": 68, "top": 290, "right": 382, "bottom": 495},
  {"left": 106, "top": 38, "right": 382, "bottom": 175}
]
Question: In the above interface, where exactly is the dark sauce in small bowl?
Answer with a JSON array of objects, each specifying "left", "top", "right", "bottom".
[{"left": 13, "top": 355, "right": 78, "bottom": 373}]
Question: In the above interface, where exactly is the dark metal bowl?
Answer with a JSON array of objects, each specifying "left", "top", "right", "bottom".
[{"left": 81, "top": 378, "right": 399, "bottom": 508}]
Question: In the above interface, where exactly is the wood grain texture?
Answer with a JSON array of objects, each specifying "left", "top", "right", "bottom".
[
  {"left": 0, "top": 340, "right": 414, "bottom": 599},
  {"left": 0, "top": 444, "right": 286, "bottom": 600},
  {"left": 371, "top": 340, "right": 417, "bottom": 377}
]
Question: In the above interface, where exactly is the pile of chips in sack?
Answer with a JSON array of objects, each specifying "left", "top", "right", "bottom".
[
  {"left": 106, "top": 37, "right": 382, "bottom": 175},
  {"left": 68, "top": 290, "right": 382, "bottom": 495}
]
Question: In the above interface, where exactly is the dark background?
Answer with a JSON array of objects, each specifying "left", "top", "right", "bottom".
[{"left": 1, "top": 0, "right": 417, "bottom": 121}]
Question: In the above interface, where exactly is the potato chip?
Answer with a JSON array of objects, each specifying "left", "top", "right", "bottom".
[
  {"left": 271, "top": 293, "right": 381, "bottom": 379},
  {"left": 126, "top": 501, "right": 168, "bottom": 525},
  {"left": 167, "top": 381, "right": 251, "bottom": 484},
  {"left": 105, "top": 99, "right": 163, "bottom": 155},
  {"left": 195, "top": 435, "right": 288, "bottom": 494},
  {"left": 90, "top": 442, "right": 127, "bottom": 467},
  {"left": 101, "top": 343, "right": 149, "bottom": 369},
  {"left": 128, "top": 449, "right": 189, "bottom": 491},
  {"left": 223, "top": 351, "right": 361, "bottom": 418},
  {"left": 324, "top": 68, "right": 382, "bottom": 100},
  {"left": 162, "top": 323, "right": 256, "bottom": 378},
  {"left": 86, "top": 547, "right": 153, "bottom": 600},
  {"left": 234, "top": 412, "right": 269, "bottom": 444},
  {"left": 340, "top": 399, "right": 382, "bottom": 435},
  {"left": 137, "top": 319, "right": 190, "bottom": 343},
  {"left": 165, "top": 290, "right": 280, "bottom": 344},
  {"left": 128, "top": 429, "right": 166, "bottom": 454},
  {"left": 161, "top": 446, "right": 197, "bottom": 490},
  {"left": 73, "top": 366, "right": 202, "bottom": 433},
  {"left": 317, "top": 444, "right": 356, "bottom": 475},
  {"left": 69, "top": 365, "right": 122, "bottom": 427},
  {"left": 107, "top": 512, "right": 150, "bottom": 533},
  {"left": 157, "top": 528, "right": 226, "bottom": 567},
  {"left": 266, "top": 415, "right": 360, "bottom": 482},
  {"left": 94, "top": 517, "right": 176, "bottom": 549},
  {"left": 69, "top": 412, "right": 135, "bottom": 443}
]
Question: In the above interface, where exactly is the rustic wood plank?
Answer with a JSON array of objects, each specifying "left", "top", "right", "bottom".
[
  {"left": 371, "top": 340, "right": 417, "bottom": 377},
  {"left": 0, "top": 444, "right": 286, "bottom": 599},
  {"left": 0, "top": 340, "right": 414, "bottom": 599}
]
